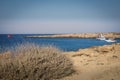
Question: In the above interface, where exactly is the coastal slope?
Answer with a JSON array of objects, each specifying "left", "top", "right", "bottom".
[
  {"left": 0, "top": 43, "right": 120, "bottom": 80},
  {"left": 60, "top": 43, "right": 120, "bottom": 80}
]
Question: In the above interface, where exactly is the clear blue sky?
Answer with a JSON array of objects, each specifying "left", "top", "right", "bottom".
[{"left": 0, "top": 0, "right": 120, "bottom": 34}]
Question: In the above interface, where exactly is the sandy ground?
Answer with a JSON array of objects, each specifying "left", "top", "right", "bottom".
[{"left": 58, "top": 43, "right": 120, "bottom": 80}]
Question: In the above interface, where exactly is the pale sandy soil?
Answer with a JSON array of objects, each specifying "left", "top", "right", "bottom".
[{"left": 58, "top": 43, "right": 120, "bottom": 80}]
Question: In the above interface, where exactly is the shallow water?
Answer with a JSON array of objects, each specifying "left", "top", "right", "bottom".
[{"left": 0, "top": 34, "right": 120, "bottom": 52}]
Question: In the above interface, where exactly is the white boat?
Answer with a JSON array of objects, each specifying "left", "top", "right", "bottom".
[
  {"left": 96, "top": 34, "right": 106, "bottom": 40},
  {"left": 96, "top": 34, "right": 116, "bottom": 42},
  {"left": 105, "top": 38, "right": 116, "bottom": 42}
]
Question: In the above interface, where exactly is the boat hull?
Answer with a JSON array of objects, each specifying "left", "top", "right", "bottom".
[{"left": 105, "top": 40, "right": 116, "bottom": 42}]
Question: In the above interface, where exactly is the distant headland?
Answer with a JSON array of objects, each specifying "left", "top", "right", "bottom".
[{"left": 25, "top": 32, "right": 120, "bottom": 38}]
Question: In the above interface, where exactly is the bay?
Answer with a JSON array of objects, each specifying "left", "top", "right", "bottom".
[{"left": 0, "top": 34, "right": 120, "bottom": 52}]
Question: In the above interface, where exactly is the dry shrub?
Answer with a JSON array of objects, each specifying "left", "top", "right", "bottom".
[{"left": 0, "top": 44, "right": 74, "bottom": 80}]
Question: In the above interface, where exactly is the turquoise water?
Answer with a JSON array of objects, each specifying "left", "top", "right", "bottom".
[{"left": 0, "top": 34, "right": 120, "bottom": 52}]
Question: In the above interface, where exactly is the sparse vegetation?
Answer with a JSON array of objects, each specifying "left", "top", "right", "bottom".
[{"left": 0, "top": 43, "right": 74, "bottom": 80}]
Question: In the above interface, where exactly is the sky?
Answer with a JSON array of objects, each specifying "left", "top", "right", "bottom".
[{"left": 0, "top": 0, "right": 120, "bottom": 34}]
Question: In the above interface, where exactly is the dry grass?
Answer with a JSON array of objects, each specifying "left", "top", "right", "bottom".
[{"left": 0, "top": 43, "right": 74, "bottom": 80}]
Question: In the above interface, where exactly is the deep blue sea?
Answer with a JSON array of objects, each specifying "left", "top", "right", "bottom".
[{"left": 0, "top": 34, "right": 120, "bottom": 52}]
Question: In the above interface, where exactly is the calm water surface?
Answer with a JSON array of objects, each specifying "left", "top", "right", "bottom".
[{"left": 0, "top": 34, "right": 120, "bottom": 52}]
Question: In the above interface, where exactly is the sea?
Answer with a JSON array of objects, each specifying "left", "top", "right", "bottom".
[{"left": 0, "top": 34, "right": 120, "bottom": 53}]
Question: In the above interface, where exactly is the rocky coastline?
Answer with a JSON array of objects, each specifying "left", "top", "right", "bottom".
[{"left": 25, "top": 32, "right": 120, "bottom": 38}]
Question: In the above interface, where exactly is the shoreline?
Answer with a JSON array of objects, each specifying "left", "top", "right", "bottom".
[{"left": 25, "top": 32, "right": 120, "bottom": 38}]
